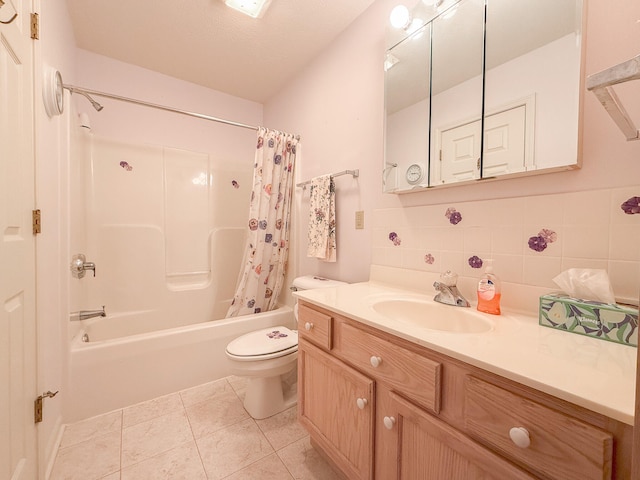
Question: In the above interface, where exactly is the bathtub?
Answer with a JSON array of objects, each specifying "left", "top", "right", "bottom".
[{"left": 66, "top": 305, "right": 295, "bottom": 422}]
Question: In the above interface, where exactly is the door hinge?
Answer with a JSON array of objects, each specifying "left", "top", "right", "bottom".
[
  {"left": 30, "top": 13, "right": 39, "bottom": 40},
  {"left": 34, "top": 390, "right": 58, "bottom": 423},
  {"left": 32, "top": 209, "right": 41, "bottom": 235}
]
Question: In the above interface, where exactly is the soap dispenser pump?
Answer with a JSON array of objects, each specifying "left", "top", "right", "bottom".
[{"left": 477, "top": 260, "right": 501, "bottom": 315}]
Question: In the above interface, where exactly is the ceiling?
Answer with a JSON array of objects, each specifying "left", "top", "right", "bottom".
[{"left": 65, "top": 0, "right": 377, "bottom": 104}]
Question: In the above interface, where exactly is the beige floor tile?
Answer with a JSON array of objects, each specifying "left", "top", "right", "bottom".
[
  {"left": 184, "top": 389, "right": 249, "bottom": 439},
  {"left": 180, "top": 378, "right": 235, "bottom": 407},
  {"left": 277, "top": 436, "right": 344, "bottom": 480},
  {"left": 60, "top": 410, "right": 122, "bottom": 449},
  {"left": 121, "top": 410, "right": 194, "bottom": 467},
  {"left": 50, "top": 430, "right": 121, "bottom": 480},
  {"left": 256, "top": 406, "right": 307, "bottom": 450},
  {"left": 99, "top": 473, "right": 120, "bottom": 480},
  {"left": 227, "top": 375, "right": 248, "bottom": 400},
  {"left": 120, "top": 440, "right": 206, "bottom": 480},
  {"left": 196, "top": 418, "right": 274, "bottom": 480},
  {"left": 122, "top": 392, "right": 184, "bottom": 428},
  {"left": 224, "top": 453, "right": 294, "bottom": 480}
]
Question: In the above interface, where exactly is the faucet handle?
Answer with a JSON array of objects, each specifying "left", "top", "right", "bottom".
[{"left": 439, "top": 270, "right": 458, "bottom": 287}]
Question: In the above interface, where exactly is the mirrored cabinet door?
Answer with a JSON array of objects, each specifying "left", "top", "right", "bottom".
[
  {"left": 429, "top": 0, "right": 485, "bottom": 187},
  {"left": 483, "top": 0, "right": 583, "bottom": 178},
  {"left": 384, "top": 23, "right": 432, "bottom": 193}
]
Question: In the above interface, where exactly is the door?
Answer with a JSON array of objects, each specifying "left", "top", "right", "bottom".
[
  {"left": 385, "top": 391, "right": 536, "bottom": 480},
  {"left": 298, "top": 340, "right": 374, "bottom": 480},
  {"left": 0, "top": 0, "right": 38, "bottom": 479},
  {"left": 483, "top": 105, "right": 527, "bottom": 177},
  {"left": 438, "top": 120, "right": 482, "bottom": 184}
]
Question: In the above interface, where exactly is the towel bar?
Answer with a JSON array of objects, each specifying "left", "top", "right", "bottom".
[{"left": 296, "top": 169, "right": 360, "bottom": 188}]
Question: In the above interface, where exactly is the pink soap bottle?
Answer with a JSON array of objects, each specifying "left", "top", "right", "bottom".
[{"left": 477, "top": 260, "right": 501, "bottom": 315}]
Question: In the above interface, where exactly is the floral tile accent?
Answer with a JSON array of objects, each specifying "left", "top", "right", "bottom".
[
  {"left": 445, "top": 207, "right": 462, "bottom": 225},
  {"left": 528, "top": 228, "right": 557, "bottom": 252},
  {"left": 388, "top": 232, "right": 401, "bottom": 246},
  {"left": 468, "top": 255, "right": 483, "bottom": 269},
  {"left": 119, "top": 161, "right": 133, "bottom": 171},
  {"left": 266, "top": 330, "right": 288, "bottom": 339},
  {"left": 424, "top": 253, "right": 435, "bottom": 264},
  {"left": 621, "top": 196, "right": 640, "bottom": 214}
]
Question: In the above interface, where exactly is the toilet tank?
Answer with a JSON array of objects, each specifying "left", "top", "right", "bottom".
[
  {"left": 291, "top": 276, "right": 346, "bottom": 321},
  {"left": 292, "top": 275, "right": 346, "bottom": 291}
]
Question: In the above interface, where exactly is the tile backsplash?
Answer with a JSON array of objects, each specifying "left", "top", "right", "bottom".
[{"left": 372, "top": 186, "right": 640, "bottom": 306}]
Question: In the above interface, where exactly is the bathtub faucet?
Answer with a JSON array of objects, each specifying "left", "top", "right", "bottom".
[{"left": 70, "top": 306, "right": 106, "bottom": 321}]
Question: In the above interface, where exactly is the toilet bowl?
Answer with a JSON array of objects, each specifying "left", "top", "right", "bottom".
[
  {"left": 226, "top": 326, "right": 298, "bottom": 419},
  {"left": 225, "top": 275, "right": 346, "bottom": 419}
]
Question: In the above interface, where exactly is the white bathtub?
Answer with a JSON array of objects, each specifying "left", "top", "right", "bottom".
[{"left": 66, "top": 305, "right": 295, "bottom": 422}]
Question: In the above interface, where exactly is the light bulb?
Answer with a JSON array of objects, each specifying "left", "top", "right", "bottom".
[{"left": 390, "top": 5, "right": 411, "bottom": 29}]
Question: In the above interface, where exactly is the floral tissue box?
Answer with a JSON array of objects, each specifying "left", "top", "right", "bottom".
[{"left": 539, "top": 293, "right": 638, "bottom": 347}]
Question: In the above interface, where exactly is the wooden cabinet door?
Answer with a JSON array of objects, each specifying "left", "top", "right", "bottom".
[
  {"left": 298, "top": 339, "right": 375, "bottom": 480},
  {"left": 385, "top": 392, "right": 536, "bottom": 480}
]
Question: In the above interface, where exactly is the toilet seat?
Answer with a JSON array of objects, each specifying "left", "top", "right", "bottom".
[{"left": 226, "top": 326, "right": 298, "bottom": 361}]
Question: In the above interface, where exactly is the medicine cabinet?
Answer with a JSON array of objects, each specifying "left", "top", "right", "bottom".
[{"left": 384, "top": 0, "right": 585, "bottom": 193}]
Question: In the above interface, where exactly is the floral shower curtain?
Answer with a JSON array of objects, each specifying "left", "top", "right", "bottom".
[{"left": 226, "top": 127, "right": 298, "bottom": 317}]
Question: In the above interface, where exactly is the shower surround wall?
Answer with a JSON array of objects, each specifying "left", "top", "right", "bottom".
[{"left": 78, "top": 133, "right": 252, "bottom": 334}]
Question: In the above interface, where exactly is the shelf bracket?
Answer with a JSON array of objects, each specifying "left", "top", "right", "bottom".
[{"left": 586, "top": 54, "right": 640, "bottom": 142}]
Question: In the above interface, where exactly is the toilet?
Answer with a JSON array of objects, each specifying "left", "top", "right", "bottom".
[{"left": 225, "top": 275, "right": 346, "bottom": 419}]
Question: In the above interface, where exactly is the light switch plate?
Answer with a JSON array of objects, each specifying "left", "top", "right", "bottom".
[{"left": 355, "top": 210, "right": 365, "bottom": 229}]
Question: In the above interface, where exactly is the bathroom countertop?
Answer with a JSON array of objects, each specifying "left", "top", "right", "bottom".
[{"left": 294, "top": 281, "right": 637, "bottom": 426}]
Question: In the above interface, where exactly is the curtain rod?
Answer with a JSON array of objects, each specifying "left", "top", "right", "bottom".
[{"left": 63, "top": 84, "right": 300, "bottom": 138}]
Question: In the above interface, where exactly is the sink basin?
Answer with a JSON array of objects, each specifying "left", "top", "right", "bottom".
[{"left": 370, "top": 297, "right": 494, "bottom": 333}]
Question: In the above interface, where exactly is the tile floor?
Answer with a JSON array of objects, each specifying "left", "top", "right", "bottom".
[{"left": 50, "top": 376, "right": 343, "bottom": 480}]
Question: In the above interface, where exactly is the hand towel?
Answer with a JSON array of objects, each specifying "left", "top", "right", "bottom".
[{"left": 307, "top": 175, "right": 336, "bottom": 262}]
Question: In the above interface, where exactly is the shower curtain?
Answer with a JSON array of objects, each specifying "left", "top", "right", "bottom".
[{"left": 226, "top": 128, "right": 299, "bottom": 317}]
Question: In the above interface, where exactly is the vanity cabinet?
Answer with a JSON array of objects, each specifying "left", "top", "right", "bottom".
[{"left": 297, "top": 301, "right": 633, "bottom": 480}]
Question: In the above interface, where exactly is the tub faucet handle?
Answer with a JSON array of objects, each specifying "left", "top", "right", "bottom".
[{"left": 71, "top": 254, "right": 96, "bottom": 278}]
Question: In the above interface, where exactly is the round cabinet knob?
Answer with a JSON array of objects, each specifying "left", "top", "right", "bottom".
[
  {"left": 509, "top": 427, "right": 531, "bottom": 448},
  {"left": 304, "top": 322, "right": 313, "bottom": 331},
  {"left": 356, "top": 398, "right": 368, "bottom": 410},
  {"left": 383, "top": 416, "right": 396, "bottom": 430},
  {"left": 370, "top": 356, "right": 382, "bottom": 368}
]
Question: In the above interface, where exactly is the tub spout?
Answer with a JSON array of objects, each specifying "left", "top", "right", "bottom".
[{"left": 71, "top": 306, "right": 106, "bottom": 321}]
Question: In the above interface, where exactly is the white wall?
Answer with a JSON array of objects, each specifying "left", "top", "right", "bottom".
[
  {"left": 265, "top": 0, "right": 398, "bottom": 284},
  {"left": 265, "top": 0, "right": 640, "bottom": 286}
]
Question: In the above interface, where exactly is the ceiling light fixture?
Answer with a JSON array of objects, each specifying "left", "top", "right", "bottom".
[{"left": 224, "top": 0, "right": 272, "bottom": 18}]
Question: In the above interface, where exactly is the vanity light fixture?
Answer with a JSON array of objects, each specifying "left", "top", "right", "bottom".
[
  {"left": 390, "top": 4, "right": 412, "bottom": 29},
  {"left": 390, "top": 4, "right": 426, "bottom": 34},
  {"left": 224, "top": 0, "right": 272, "bottom": 18}
]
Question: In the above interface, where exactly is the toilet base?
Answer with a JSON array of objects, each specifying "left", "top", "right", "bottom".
[{"left": 243, "top": 375, "right": 297, "bottom": 419}]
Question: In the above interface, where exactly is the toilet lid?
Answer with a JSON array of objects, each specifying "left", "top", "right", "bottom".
[{"left": 226, "top": 326, "right": 298, "bottom": 358}]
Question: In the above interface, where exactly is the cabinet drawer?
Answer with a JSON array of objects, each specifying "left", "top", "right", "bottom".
[
  {"left": 337, "top": 322, "right": 441, "bottom": 414},
  {"left": 297, "top": 303, "right": 333, "bottom": 350},
  {"left": 464, "top": 376, "right": 613, "bottom": 480}
]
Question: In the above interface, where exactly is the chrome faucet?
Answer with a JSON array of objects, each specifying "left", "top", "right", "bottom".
[
  {"left": 70, "top": 306, "right": 106, "bottom": 321},
  {"left": 433, "top": 271, "right": 470, "bottom": 307}
]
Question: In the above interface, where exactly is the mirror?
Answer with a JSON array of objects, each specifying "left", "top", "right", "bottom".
[
  {"left": 383, "top": 0, "right": 584, "bottom": 193},
  {"left": 429, "top": 0, "right": 485, "bottom": 186},
  {"left": 384, "top": 23, "right": 431, "bottom": 191}
]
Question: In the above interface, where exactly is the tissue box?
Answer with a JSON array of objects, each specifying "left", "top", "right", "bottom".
[{"left": 539, "top": 293, "right": 638, "bottom": 347}]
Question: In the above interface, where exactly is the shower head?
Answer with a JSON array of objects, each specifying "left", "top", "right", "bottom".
[
  {"left": 78, "top": 91, "right": 104, "bottom": 111},
  {"left": 64, "top": 85, "right": 104, "bottom": 112}
]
